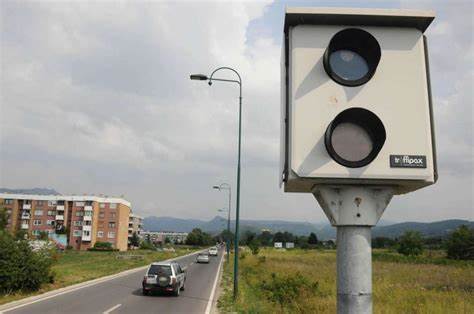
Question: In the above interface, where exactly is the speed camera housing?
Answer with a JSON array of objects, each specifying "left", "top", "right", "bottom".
[{"left": 280, "top": 8, "right": 437, "bottom": 195}]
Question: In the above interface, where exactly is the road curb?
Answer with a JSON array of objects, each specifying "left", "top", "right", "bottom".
[
  {"left": 210, "top": 252, "right": 226, "bottom": 314},
  {"left": 0, "top": 249, "right": 205, "bottom": 313}
]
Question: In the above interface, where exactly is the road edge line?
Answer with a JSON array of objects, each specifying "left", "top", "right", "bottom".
[
  {"left": 205, "top": 251, "right": 225, "bottom": 314},
  {"left": 0, "top": 248, "right": 205, "bottom": 313}
]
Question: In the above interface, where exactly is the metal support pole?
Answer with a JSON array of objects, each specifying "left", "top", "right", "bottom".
[
  {"left": 233, "top": 92, "right": 242, "bottom": 300},
  {"left": 337, "top": 226, "right": 372, "bottom": 314},
  {"left": 313, "top": 185, "right": 393, "bottom": 314},
  {"left": 227, "top": 188, "right": 231, "bottom": 263}
]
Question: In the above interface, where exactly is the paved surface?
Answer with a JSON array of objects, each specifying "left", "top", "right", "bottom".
[{"left": 4, "top": 249, "right": 224, "bottom": 314}]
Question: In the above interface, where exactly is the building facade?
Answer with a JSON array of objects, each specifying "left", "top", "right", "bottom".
[
  {"left": 128, "top": 213, "right": 143, "bottom": 244},
  {"left": 142, "top": 231, "right": 188, "bottom": 245},
  {"left": 0, "top": 193, "right": 132, "bottom": 251}
]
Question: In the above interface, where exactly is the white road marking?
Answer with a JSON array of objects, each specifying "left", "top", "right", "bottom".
[
  {"left": 103, "top": 303, "right": 121, "bottom": 314},
  {"left": 204, "top": 252, "right": 224, "bottom": 314}
]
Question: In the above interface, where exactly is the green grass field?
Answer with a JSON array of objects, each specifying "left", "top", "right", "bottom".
[
  {"left": 218, "top": 248, "right": 474, "bottom": 313},
  {"left": 0, "top": 248, "right": 196, "bottom": 305}
]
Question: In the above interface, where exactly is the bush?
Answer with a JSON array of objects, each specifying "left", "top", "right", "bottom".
[
  {"left": 259, "top": 272, "right": 319, "bottom": 306},
  {"left": 397, "top": 231, "right": 423, "bottom": 256},
  {"left": 139, "top": 240, "right": 155, "bottom": 250},
  {"left": 248, "top": 239, "right": 260, "bottom": 255},
  {"left": 446, "top": 225, "right": 474, "bottom": 260},
  {"left": 88, "top": 242, "right": 118, "bottom": 251},
  {"left": 0, "top": 232, "right": 55, "bottom": 293}
]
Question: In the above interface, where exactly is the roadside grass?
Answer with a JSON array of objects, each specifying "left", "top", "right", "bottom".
[
  {"left": 0, "top": 248, "right": 196, "bottom": 305},
  {"left": 218, "top": 248, "right": 474, "bottom": 313}
]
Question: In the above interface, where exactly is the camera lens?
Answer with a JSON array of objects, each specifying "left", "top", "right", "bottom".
[{"left": 329, "top": 50, "right": 369, "bottom": 81}]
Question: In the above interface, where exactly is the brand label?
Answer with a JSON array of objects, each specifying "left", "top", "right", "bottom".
[{"left": 390, "top": 155, "right": 427, "bottom": 168}]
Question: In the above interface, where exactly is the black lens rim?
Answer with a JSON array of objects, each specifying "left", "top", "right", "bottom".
[
  {"left": 323, "top": 28, "right": 381, "bottom": 87},
  {"left": 325, "top": 108, "right": 386, "bottom": 168}
]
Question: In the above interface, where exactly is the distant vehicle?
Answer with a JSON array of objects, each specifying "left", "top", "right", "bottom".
[
  {"left": 196, "top": 253, "right": 210, "bottom": 263},
  {"left": 208, "top": 247, "right": 218, "bottom": 256},
  {"left": 142, "top": 261, "right": 186, "bottom": 296}
]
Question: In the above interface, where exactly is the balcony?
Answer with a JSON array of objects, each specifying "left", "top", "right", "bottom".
[
  {"left": 21, "top": 223, "right": 29, "bottom": 229},
  {"left": 56, "top": 205, "right": 65, "bottom": 211},
  {"left": 55, "top": 215, "right": 64, "bottom": 220},
  {"left": 82, "top": 225, "right": 92, "bottom": 232},
  {"left": 21, "top": 213, "right": 31, "bottom": 219},
  {"left": 83, "top": 215, "right": 92, "bottom": 221},
  {"left": 84, "top": 206, "right": 93, "bottom": 211},
  {"left": 23, "top": 204, "right": 31, "bottom": 210},
  {"left": 82, "top": 233, "right": 91, "bottom": 241}
]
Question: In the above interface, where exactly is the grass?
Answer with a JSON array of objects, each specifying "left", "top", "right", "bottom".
[
  {"left": 0, "top": 247, "right": 197, "bottom": 305},
  {"left": 218, "top": 248, "right": 474, "bottom": 313}
]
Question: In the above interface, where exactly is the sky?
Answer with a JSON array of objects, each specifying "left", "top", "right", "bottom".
[{"left": 0, "top": 0, "right": 472, "bottom": 223}]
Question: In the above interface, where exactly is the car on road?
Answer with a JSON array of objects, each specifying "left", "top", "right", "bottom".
[
  {"left": 196, "top": 252, "right": 210, "bottom": 263},
  {"left": 142, "top": 261, "right": 186, "bottom": 296},
  {"left": 208, "top": 247, "right": 218, "bottom": 256}
]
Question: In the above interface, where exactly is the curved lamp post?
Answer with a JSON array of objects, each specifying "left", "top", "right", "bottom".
[
  {"left": 213, "top": 183, "right": 231, "bottom": 263},
  {"left": 190, "top": 67, "right": 242, "bottom": 300}
]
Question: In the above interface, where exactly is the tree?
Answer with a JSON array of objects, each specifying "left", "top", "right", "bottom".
[
  {"left": 446, "top": 225, "right": 474, "bottom": 260},
  {"left": 258, "top": 231, "right": 273, "bottom": 247},
  {"left": 273, "top": 232, "right": 285, "bottom": 243},
  {"left": 130, "top": 232, "right": 140, "bottom": 247},
  {"left": 397, "top": 231, "right": 423, "bottom": 256},
  {"left": 186, "top": 228, "right": 213, "bottom": 246},
  {"left": 248, "top": 239, "right": 260, "bottom": 255},
  {"left": 240, "top": 231, "right": 256, "bottom": 245},
  {"left": 308, "top": 233, "right": 318, "bottom": 245},
  {"left": 372, "top": 237, "right": 395, "bottom": 249},
  {"left": 37, "top": 231, "right": 49, "bottom": 241}
]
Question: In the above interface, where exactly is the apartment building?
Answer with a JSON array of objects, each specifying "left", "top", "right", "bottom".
[
  {"left": 142, "top": 231, "right": 188, "bottom": 245},
  {"left": 128, "top": 213, "right": 143, "bottom": 241},
  {"left": 0, "top": 193, "right": 131, "bottom": 251}
]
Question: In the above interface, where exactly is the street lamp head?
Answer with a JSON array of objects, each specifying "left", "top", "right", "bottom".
[{"left": 190, "top": 74, "right": 208, "bottom": 81}]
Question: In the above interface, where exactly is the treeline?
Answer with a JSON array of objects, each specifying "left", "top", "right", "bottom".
[{"left": 373, "top": 225, "right": 473, "bottom": 260}]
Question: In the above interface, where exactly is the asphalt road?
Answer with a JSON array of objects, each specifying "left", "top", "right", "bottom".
[{"left": 4, "top": 249, "right": 224, "bottom": 314}]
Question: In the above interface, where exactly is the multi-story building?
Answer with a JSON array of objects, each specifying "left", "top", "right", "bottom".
[
  {"left": 0, "top": 193, "right": 131, "bottom": 251},
  {"left": 142, "top": 231, "right": 188, "bottom": 245},
  {"left": 128, "top": 213, "right": 143, "bottom": 243}
]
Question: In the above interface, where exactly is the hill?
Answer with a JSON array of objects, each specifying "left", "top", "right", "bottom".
[
  {"left": 0, "top": 188, "right": 61, "bottom": 195},
  {"left": 143, "top": 216, "right": 472, "bottom": 240}
]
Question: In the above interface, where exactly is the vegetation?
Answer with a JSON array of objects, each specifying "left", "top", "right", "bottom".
[
  {"left": 397, "top": 231, "right": 424, "bottom": 256},
  {"left": 129, "top": 232, "right": 140, "bottom": 247},
  {"left": 88, "top": 241, "right": 117, "bottom": 251},
  {"left": 0, "top": 247, "right": 194, "bottom": 305},
  {"left": 0, "top": 230, "right": 55, "bottom": 295},
  {"left": 446, "top": 225, "right": 474, "bottom": 260},
  {"left": 185, "top": 228, "right": 214, "bottom": 246},
  {"left": 139, "top": 239, "right": 156, "bottom": 250},
  {"left": 218, "top": 248, "right": 474, "bottom": 313}
]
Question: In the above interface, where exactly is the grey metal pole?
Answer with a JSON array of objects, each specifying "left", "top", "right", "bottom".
[
  {"left": 227, "top": 188, "right": 231, "bottom": 262},
  {"left": 233, "top": 85, "right": 242, "bottom": 300},
  {"left": 337, "top": 226, "right": 372, "bottom": 314}
]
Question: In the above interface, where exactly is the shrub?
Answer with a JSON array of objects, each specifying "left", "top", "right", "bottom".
[
  {"left": 139, "top": 240, "right": 155, "bottom": 250},
  {"left": 0, "top": 232, "right": 55, "bottom": 293},
  {"left": 88, "top": 242, "right": 118, "bottom": 251},
  {"left": 446, "top": 225, "right": 474, "bottom": 260},
  {"left": 397, "top": 231, "right": 423, "bottom": 256},
  {"left": 248, "top": 239, "right": 260, "bottom": 255},
  {"left": 259, "top": 272, "right": 319, "bottom": 306}
]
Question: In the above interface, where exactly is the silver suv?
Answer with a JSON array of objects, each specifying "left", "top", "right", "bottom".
[{"left": 142, "top": 261, "right": 187, "bottom": 296}]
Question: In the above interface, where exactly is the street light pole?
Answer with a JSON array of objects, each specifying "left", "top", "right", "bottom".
[
  {"left": 213, "top": 183, "right": 231, "bottom": 262},
  {"left": 191, "top": 67, "right": 242, "bottom": 300}
]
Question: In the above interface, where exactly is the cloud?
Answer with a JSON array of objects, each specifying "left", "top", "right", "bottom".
[{"left": 0, "top": 0, "right": 472, "bottom": 222}]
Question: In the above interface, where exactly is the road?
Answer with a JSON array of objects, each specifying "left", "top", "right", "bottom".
[{"left": 3, "top": 249, "right": 224, "bottom": 314}]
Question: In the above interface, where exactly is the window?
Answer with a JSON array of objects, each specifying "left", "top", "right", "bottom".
[
  {"left": 84, "top": 211, "right": 92, "bottom": 217},
  {"left": 73, "top": 221, "right": 83, "bottom": 226},
  {"left": 83, "top": 230, "right": 90, "bottom": 236},
  {"left": 32, "top": 230, "right": 41, "bottom": 236},
  {"left": 75, "top": 211, "right": 84, "bottom": 217},
  {"left": 99, "top": 212, "right": 105, "bottom": 218},
  {"left": 46, "top": 220, "right": 55, "bottom": 226},
  {"left": 4, "top": 199, "right": 13, "bottom": 205},
  {"left": 99, "top": 203, "right": 106, "bottom": 209},
  {"left": 48, "top": 200, "right": 57, "bottom": 206},
  {"left": 75, "top": 201, "right": 85, "bottom": 207},
  {"left": 108, "top": 232, "right": 115, "bottom": 239},
  {"left": 73, "top": 230, "right": 81, "bottom": 237},
  {"left": 97, "top": 231, "right": 104, "bottom": 237},
  {"left": 110, "top": 203, "right": 117, "bottom": 209},
  {"left": 148, "top": 265, "right": 172, "bottom": 276},
  {"left": 33, "top": 220, "right": 42, "bottom": 226},
  {"left": 47, "top": 210, "right": 56, "bottom": 216},
  {"left": 84, "top": 220, "right": 91, "bottom": 226},
  {"left": 36, "top": 200, "right": 44, "bottom": 206},
  {"left": 108, "top": 222, "right": 116, "bottom": 228},
  {"left": 98, "top": 222, "right": 104, "bottom": 228},
  {"left": 110, "top": 213, "right": 116, "bottom": 219},
  {"left": 34, "top": 210, "right": 43, "bottom": 216}
]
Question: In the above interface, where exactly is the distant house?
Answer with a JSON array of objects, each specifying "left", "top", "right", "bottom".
[
  {"left": 274, "top": 242, "right": 283, "bottom": 249},
  {"left": 285, "top": 242, "right": 295, "bottom": 249}
]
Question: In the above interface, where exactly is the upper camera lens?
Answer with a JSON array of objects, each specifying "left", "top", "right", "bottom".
[
  {"left": 323, "top": 28, "right": 381, "bottom": 87},
  {"left": 329, "top": 50, "right": 369, "bottom": 81}
]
